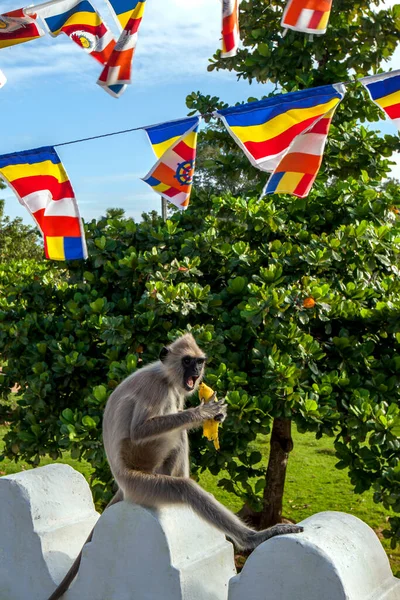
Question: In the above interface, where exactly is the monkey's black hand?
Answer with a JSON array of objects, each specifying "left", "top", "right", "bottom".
[{"left": 197, "top": 398, "right": 228, "bottom": 422}]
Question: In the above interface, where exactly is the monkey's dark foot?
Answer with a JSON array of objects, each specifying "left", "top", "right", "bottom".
[{"left": 249, "top": 523, "right": 303, "bottom": 548}]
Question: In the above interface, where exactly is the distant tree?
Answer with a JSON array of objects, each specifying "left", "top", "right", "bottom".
[{"left": 0, "top": 192, "right": 42, "bottom": 263}]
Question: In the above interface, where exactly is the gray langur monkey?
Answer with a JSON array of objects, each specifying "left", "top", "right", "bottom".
[{"left": 47, "top": 333, "right": 303, "bottom": 600}]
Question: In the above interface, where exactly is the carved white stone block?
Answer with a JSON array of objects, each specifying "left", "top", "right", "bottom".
[
  {"left": 0, "top": 463, "right": 99, "bottom": 600},
  {"left": 63, "top": 501, "right": 236, "bottom": 600},
  {"left": 229, "top": 511, "right": 400, "bottom": 600},
  {"left": 1, "top": 465, "right": 399, "bottom": 600}
]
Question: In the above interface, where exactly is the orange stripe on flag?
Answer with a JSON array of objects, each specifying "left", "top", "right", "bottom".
[
  {"left": 152, "top": 162, "right": 189, "bottom": 190},
  {"left": 277, "top": 152, "right": 322, "bottom": 174}
]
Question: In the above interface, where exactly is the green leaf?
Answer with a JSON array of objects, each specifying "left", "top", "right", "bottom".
[{"left": 82, "top": 415, "right": 97, "bottom": 429}]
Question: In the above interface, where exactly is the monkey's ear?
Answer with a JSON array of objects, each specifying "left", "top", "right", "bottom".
[{"left": 159, "top": 347, "right": 169, "bottom": 362}]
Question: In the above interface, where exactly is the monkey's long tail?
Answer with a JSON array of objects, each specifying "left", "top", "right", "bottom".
[{"left": 46, "top": 489, "right": 123, "bottom": 600}]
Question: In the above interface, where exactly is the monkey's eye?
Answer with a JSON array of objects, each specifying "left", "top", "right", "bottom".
[{"left": 183, "top": 356, "right": 191, "bottom": 366}]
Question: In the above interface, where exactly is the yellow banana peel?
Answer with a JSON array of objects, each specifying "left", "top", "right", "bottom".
[{"left": 199, "top": 382, "right": 220, "bottom": 450}]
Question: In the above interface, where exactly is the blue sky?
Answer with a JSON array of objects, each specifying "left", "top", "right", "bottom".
[{"left": 0, "top": 0, "right": 399, "bottom": 227}]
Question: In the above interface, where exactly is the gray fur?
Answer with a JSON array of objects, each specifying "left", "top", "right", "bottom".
[{"left": 46, "top": 333, "right": 302, "bottom": 600}]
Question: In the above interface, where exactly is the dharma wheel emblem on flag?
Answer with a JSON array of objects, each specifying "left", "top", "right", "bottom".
[
  {"left": 71, "top": 30, "right": 97, "bottom": 51},
  {"left": 175, "top": 160, "right": 195, "bottom": 186}
]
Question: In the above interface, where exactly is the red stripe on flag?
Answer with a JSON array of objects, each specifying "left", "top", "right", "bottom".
[
  {"left": 0, "top": 26, "right": 40, "bottom": 41},
  {"left": 223, "top": 31, "right": 236, "bottom": 52},
  {"left": 12, "top": 176, "right": 74, "bottom": 201},
  {"left": 243, "top": 115, "right": 319, "bottom": 161},
  {"left": 293, "top": 173, "right": 315, "bottom": 197},
  {"left": 163, "top": 187, "right": 181, "bottom": 198},
  {"left": 385, "top": 104, "right": 400, "bottom": 119},
  {"left": 173, "top": 140, "right": 196, "bottom": 162},
  {"left": 34, "top": 212, "right": 82, "bottom": 237},
  {"left": 62, "top": 23, "right": 108, "bottom": 36},
  {"left": 125, "top": 16, "right": 142, "bottom": 34},
  {"left": 307, "top": 9, "right": 324, "bottom": 29},
  {"left": 308, "top": 116, "right": 331, "bottom": 134},
  {"left": 223, "top": 9, "right": 237, "bottom": 33}
]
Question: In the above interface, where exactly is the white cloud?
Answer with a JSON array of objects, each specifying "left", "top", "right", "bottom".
[{"left": 0, "top": 0, "right": 224, "bottom": 87}]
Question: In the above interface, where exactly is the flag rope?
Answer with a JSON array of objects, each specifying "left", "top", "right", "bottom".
[
  {"left": 53, "top": 113, "right": 213, "bottom": 148},
  {"left": 1, "top": 70, "right": 398, "bottom": 154}
]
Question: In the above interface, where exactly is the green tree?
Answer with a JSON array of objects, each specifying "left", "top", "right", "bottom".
[
  {"left": 0, "top": 192, "right": 42, "bottom": 263},
  {"left": 185, "top": 0, "right": 400, "bottom": 532}
]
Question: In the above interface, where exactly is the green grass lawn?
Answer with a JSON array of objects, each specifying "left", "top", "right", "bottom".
[
  {"left": 0, "top": 419, "right": 399, "bottom": 575},
  {"left": 198, "top": 429, "right": 400, "bottom": 575}
]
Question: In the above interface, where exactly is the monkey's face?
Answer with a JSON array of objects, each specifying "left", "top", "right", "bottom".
[{"left": 182, "top": 355, "right": 206, "bottom": 394}]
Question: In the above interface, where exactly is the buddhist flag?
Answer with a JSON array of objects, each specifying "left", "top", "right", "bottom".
[
  {"left": 0, "top": 69, "right": 6, "bottom": 88},
  {"left": 0, "top": 147, "right": 87, "bottom": 261},
  {"left": 0, "top": 7, "right": 44, "bottom": 49},
  {"left": 281, "top": 0, "right": 333, "bottom": 35},
  {"left": 222, "top": 0, "right": 240, "bottom": 58},
  {"left": 37, "top": 0, "right": 115, "bottom": 66},
  {"left": 105, "top": 0, "right": 139, "bottom": 30},
  {"left": 98, "top": 0, "right": 146, "bottom": 96},
  {"left": 142, "top": 117, "right": 200, "bottom": 210},
  {"left": 361, "top": 71, "right": 400, "bottom": 132},
  {"left": 216, "top": 84, "right": 345, "bottom": 174},
  {"left": 264, "top": 107, "right": 339, "bottom": 197}
]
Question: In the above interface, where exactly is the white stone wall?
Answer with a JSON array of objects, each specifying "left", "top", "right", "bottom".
[{"left": 0, "top": 464, "right": 399, "bottom": 600}]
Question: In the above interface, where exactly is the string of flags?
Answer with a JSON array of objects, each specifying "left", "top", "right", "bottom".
[
  {"left": 0, "top": 0, "right": 342, "bottom": 96},
  {"left": 0, "top": 70, "right": 399, "bottom": 261},
  {"left": 0, "top": 0, "right": 238, "bottom": 96}
]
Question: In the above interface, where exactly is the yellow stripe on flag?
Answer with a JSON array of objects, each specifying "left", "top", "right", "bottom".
[
  {"left": 152, "top": 136, "right": 181, "bottom": 158},
  {"left": 117, "top": 2, "right": 146, "bottom": 28},
  {"left": 275, "top": 171, "right": 304, "bottom": 193},
  {"left": 152, "top": 130, "right": 197, "bottom": 159},
  {"left": 317, "top": 11, "right": 330, "bottom": 30},
  {"left": 0, "top": 35, "right": 40, "bottom": 48},
  {"left": 46, "top": 237, "right": 65, "bottom": 260},
  {"left": 378, "top": 89, "right": 400, "bottom": 109},
  {"left": 1, "top": 160, "right": 69, "bottom": 183},
  {"left": 52, "top": 11, "right": 102, "bottom": 34},
  {"left": 230, "top": 98, "right": 340, "bottom": 143},
  {"left": 183, "top": 131, "right": 197, "bottom": 149},
  {"left": 153, "top": 182, "right": 170, "bottom": 193}
]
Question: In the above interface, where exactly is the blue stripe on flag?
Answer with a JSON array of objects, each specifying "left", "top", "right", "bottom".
[
  {"left": 64, "top": 237, "right": 85, "bottom": 260},
  {"left": 107, "top": 0, "right": 141, "bottom": 13},
  {"left": 218, "top": 85, "right": 341, "bottom": 127},
  {"left": 108, "top": 84, "right": 126, "bottom": 95},
  {"left": 144, "top": 176, "right": 161, "bottom": 187},
  {"left": 264, "top": 172, "right": 285, "bottom": 194},
  {"left": 365, "top": 74, "right": 400, "bottom": 100},
  {"left": 44, "top": 0, "right": 96, "bottom": 33},
  {"left": 145, "top": 117, "right": 198, "bottom": 145},
  {"left": 0, "top": 147, "right": 59, "bottom": 168}
]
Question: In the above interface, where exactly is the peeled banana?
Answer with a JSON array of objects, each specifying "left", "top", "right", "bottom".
[{"left": 199, "top": 382, "right": 220, "bottom": 450}]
